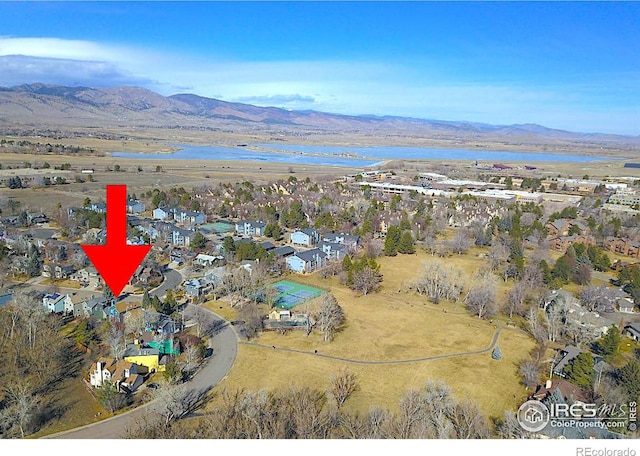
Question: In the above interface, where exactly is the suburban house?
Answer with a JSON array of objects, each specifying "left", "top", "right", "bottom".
[
  {"left": 126, "top": 200, "right": 145, "bottom": 214},
  {"left": 85, "top": 202, "right": 107, "bottom": 214},
  {"left": 42, "top": 293, "right": 73, "bottom": 314},
  {"left": 174, "top": 209, "right": 206, "bottom": 225},
  {"left": 184, "top": 278, "right": 213, "bottom": 297},
  {"left": 71, "top": 265, "right": 100, "bottom": 284},
  {"left": 194, "top": 253, "right": 224, "bottom": 267},
  {"left": 552, "top": 345, "right": 582, "bottom": 378},
  {"left": 144, "top": 311, "right": 179, "bottom": 335},
  {"left": 152, "top": 207, "right": 176, "bottom": 221},
  {"left": 169, "top": 228, "right": 196, "bottom": 247},
  {"left": 106, "top": 301, "right": 141, "bottom": 322},
  {"left": 286, "top": 248, "right": 328, "bottom": 273},
  {"left": 80, "top": 295, "right": 112, "bottom": 320},
  {"left": 548, "top": 234, "right": 596, "bottom": 252},
  {"left": 42, "top": 263, "right": 75, "bottom": 280},
  {"left": 322, "top": 232, "right": 360, "bottom": 251},
  {"left": 123, "top": 344, "right": 164, "bottom": 373},
  {"left": 259, "top": 241, "right": 276, "bottom": 252},
  {"left": 235, "top": 220, "right": 267, "bottom": 237},
  {"left": 290, "top": 228, "right": 320, "bottom": 247},
  {"left": 318, "top": 240, "right": 349, "bottom": 260},
  {"left": 624, "top": 323, "right": 640, "bottom": 341},
  {"left": 89, "top": 358, "right": 144, "bottom": 393},
  {"left": 550, "top": 344, "right": 610, "bottom": 382}
]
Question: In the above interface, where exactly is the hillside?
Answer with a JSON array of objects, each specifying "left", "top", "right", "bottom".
[{"left": 0, "top": 83, "right": 639, "bottom": 155}]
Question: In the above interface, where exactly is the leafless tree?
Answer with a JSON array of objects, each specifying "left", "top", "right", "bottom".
[
  {"left": 329, "top": 368, "right": 359, "bottom": 408},
  {"left": 351, "top": 266, "right": 382, "bottom": 296},
  {"left": 579, "top": 285, "right": 618, "bottom": 313},
  {"left": 410, "top": 259, "right": 464, "bottom": 304},
  {"left": 237, "top": 302, "right": 264, "bottom": 340},
  {"left": 487, "top": 240, "right": 510, "bottom": 272},
  {"left": 151, "top": 384, "right": 209, "bottom": 428},
  {"left": 316, "top": 293, "right": 345, "bottom": 342},
  {"left": 124, "top": 310, "right": 145, "bottom": 337},
  {"left": 191, "top": 305, "right": 216, "bottom": 338},
  {"left": 519, "top": 359, "right": 541, "bottom": 389},
  {"left": 364, "top": 239, "right": 384, "bottom": 258},
  {"left": 505, "top": 280, "right": 528, "bottom": 319},
  {"left": 180, "top": 341, "right": 201, "bottom": 375},
  {"left": 465, "top": 271, "right": 498, "bottom": 319},
  {"left": 495, "top": 411, "right": 529, "bottom": 439},
  {"left": 106, "top": 321, "right": 126, "bottom": 360},
  {"left": 526, "top": 307, "right": 547, "bottom": 343},
  {"left": 282, "top": 386, "right": 329, "bottom": 439},
  {"left": 1, "top": 381, "right": 40, "bottom": 438},
  {"left": 450, "top": 401, "right": 491, "bottom": 439},
  {"left": 448, "top": 228, "right": 473, "bottom": 255}
]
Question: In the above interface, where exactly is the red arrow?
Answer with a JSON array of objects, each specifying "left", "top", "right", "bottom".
[{"left": 81, "top": 185, "right": 151, "bottom": 297}]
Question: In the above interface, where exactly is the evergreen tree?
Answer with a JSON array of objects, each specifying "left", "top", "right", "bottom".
[
  {"left": 190, "top": 231, "right": 206, "bottom": 250},
  {"left": 103, "top": 285, "right": 116, "bottom": 304},
  {"left": 397, "top": 231, "right": 415, "bottom": 254},
  {"left": 565, "top": 352, "right": 594, "bottom": 389},
  {"left": 223, "top": 236, "right": 236, "bottom": 255},
  {"left": 142, "top": 291, "right": 152, "bottom": 309},
  {"left": 596, "top": 325, "right": 622, "bottom": 361},
  {"left": 383, "top": 225, "right": 400, "bottom": 256},
  {"left": 26, "top": 243, "right": 42, "bottom": 277},
  {"left": 614, "top": 360, "right": 640, "bottom": 401}
]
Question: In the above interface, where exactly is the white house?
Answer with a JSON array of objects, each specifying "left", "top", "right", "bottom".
[
  {"left": 286, "top": 249, "right": 327, "bottom": 273},
  {"left": 89, "top": 358, "right": 144, "bottom": 392},
  {"left": 43, "top": 293, "right": 73, "bottom": 314},
  {"left": 235, "top": 220, "right": 267, "bottom": 237},
  {"left": 290, "top": 228, "right": 320, "bottom": 247},
  {"left": 152, "top": 207, "right": 175, "bottom": 220}
]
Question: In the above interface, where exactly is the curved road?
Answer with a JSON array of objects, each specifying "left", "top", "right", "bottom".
[
  {"left": 45, "top": 267, "right": 238, "bottom": 439},
  {"left": 150, "top": 268, "right": 183, "bottom": 299}
]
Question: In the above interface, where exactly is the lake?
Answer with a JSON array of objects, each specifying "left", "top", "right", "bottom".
[{"left": 112, "top": 143, "right": 606, "bottom": 167}]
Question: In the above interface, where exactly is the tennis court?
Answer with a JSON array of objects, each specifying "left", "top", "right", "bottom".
[
  {"left": 269, "top": 280, "right": 325, "bottom": 310},
  {"left": 200, "top": 221, "right": 235, "bottom": 234}
]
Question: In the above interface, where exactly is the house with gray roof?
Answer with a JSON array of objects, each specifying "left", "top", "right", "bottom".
[
  {"left": 235, "top": 220, "right": 267, "bottom": 237},
  {"left": 624, "top": 322, "right": 640, "bottom": 341},
  {"left": 286, "top": 248, "right": 327, "bottom": 273},
  {"left": 290, "top": 228, "right": 320, "bottom": 247}
]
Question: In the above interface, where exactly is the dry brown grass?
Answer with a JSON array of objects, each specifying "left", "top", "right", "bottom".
[{"left": 209, "top": 250, "right": 537, "bottom": 421}]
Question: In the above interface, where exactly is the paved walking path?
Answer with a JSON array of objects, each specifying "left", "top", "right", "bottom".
[{"left": 242, "top": 325, "right": 503, "bottom": 365}]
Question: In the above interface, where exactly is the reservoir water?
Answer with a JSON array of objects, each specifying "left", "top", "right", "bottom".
[{"left": 112, "top": 143, "right": 606, "bottom": 167}]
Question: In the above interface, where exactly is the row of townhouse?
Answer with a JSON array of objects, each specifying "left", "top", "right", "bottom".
[
  {"left": 137, "top": 220, "right": 198, "bottom": 247},
  {"left": 545, "top": 219, "right": 588, "bottom": 238},
  {"left": 603, "top": 237, "right": 640, "bottom": 258},
  {"left": 152, "top": 207, "right": 206, "bottom": 225},
  {"left": 43, "top": 292, "right": 182, "bottom": 335}
]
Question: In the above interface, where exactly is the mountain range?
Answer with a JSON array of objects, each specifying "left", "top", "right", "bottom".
[{"left": 0, "top": 83, "right": 638, "bottom": 148}]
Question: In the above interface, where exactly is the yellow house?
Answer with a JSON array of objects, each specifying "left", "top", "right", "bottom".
[{"left": 123, "top": 344, "right": 164, "bottom": 372}]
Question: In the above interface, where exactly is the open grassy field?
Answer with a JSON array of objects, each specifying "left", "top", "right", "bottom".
[{"left": 205, "top": 249, "right": 538, "bottom": 421}]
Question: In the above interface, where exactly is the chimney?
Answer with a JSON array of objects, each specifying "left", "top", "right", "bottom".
[{"left": 96, "top": 361, "right": 102, "bottom": 386}]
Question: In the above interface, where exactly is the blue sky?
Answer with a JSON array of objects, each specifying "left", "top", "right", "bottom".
[{"left": 0, "top": 1, "right": 638, "bottom": 135}]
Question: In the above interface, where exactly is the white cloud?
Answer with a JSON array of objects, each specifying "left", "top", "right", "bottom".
[{"left": 0, "top": 37, "right": 637, "bottom": 134}]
